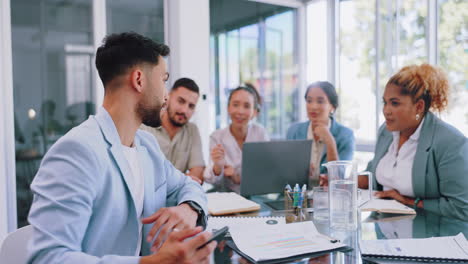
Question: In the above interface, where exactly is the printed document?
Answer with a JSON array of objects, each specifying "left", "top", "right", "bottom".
[
  {"left": 360, "top": 233, "right": 468, "bottom": 260},
  {"left": 229, "top": 221, "right": 346, "bottom": 262}
]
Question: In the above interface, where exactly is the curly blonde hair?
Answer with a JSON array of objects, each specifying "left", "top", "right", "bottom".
[{"left": 387, "top": 63, "right": 449, "bottom": 113}]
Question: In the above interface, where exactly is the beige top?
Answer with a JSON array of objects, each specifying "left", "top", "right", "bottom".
[
  {"left": 306, "top": 121, "right": 330, "bottom": 179},
  {"left": 204, "top": 123, "right": 269, "bottom": 193},
  {"left": 140, "top": 122, "right": 205, "bottom": 173}
]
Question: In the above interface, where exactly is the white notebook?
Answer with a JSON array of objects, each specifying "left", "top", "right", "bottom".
[
  {"left": 360, "top": 233, "right": 468, "bottom": 262},
  {"left": 206, "top": 192, "right": 260, "bottom": 215},
  {"left": 359, "top": 190, "right": 416, "bottom": 214}
]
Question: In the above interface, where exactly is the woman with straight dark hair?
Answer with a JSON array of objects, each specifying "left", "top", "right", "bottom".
[{"left": 287, "top": 81, "right": 355, "bottom": 186}]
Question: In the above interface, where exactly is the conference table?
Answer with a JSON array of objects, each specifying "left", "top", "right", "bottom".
[{"left": 210, "top": 195, "right": 468, "bottom": 264}]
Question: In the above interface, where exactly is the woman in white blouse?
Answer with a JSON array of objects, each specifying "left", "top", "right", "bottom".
[
  {"left": 204, "top": 86, "right": 269, "bottom": 193},
  {"left": 360, "top": 64, "right": 468, "bottom": 220}
]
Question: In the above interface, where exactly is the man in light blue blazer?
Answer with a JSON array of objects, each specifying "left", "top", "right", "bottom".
[{"left": 27, "top": 33, "right": 216, "bottom": 264}]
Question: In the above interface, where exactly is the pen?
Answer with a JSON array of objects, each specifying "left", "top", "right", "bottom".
[
  {"left": 293, "top": 184, "right": 299, "bottom": 207},
  {"left": 298, "top": 184, "right": 307, "bottom": 208}
]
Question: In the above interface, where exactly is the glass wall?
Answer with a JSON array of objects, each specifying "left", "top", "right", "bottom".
[
  {"left": 210, "top": 0, "right": 298, "bottom": 138},
  {"left": 11, "top": 0, "right": 166, "bottom": 228},
  {"left": 106, "top": 0, "right": 164, "bottom": 42},
  {"left": 12, "top": 0, "right": 95, "bottom": 227}
]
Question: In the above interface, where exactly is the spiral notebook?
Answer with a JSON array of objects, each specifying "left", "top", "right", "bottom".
[{"left": 360, "top": 233, "right": 468, "bottom": 262}]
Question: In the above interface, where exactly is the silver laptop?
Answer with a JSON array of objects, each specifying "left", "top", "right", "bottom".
[{"left": 240, "top": 140, "right": 312, "bottom": 197}]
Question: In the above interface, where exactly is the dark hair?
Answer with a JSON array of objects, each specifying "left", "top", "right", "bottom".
[
  {"left": 171, "top": 77, "right": 200, "bottom": 94},
  {"left": 244, "top": 83, "right": 262, "bottom": 112},
  {"left": 228, "top": 85, "right": 260, "bottom": 111},
  {"left": 95, "top": 32, "right": 170, "bottom": 87},
  {"left": 304, "top": 81, "right": 339, "bottom": 109},
  {"left": 387, "top": 64, "right": 449, "bottom": 113}
]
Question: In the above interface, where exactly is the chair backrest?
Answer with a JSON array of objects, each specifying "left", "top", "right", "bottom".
[{"left": 0, "top": 225, "right": 33, "bottom": 264}]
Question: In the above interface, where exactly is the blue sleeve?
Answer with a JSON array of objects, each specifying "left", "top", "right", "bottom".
[
  {"left": 337, "top": 128, "right": 355, "bottom": 161},
  {"left": 286, "top": 124, "right": 296, "bottom": 140},
  {"left": 164, "top": 158, "right": 208, "bottom": 216},
  {"left": 27, "top": 139, "right": 139, "bottom": 264}
]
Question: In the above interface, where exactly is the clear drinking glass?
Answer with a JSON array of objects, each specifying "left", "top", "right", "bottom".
[
  {"left": 312, "top": 186, "right": 328, "bottom": 221},
  {"left": 322, "top": 161, "right": 373, "bottom": 231}
]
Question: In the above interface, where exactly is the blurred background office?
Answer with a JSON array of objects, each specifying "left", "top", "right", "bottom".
[{"left": 0, "top": 0, "right": 466, "bottom": 240}]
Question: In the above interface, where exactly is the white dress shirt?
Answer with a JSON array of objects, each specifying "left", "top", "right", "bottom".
[
  {"left": 121, "top": 145, "right": 145, "bottom": 255},
  {"left": 376, "top": 118, "right": 425, "bottom": 197},
  {"left": 204, "top": 123, "right": 269, "bottom": 193}
]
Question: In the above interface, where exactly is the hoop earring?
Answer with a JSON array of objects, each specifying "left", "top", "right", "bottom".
[{"left": 416, "top": 114, "right": 420, "bottom": 121}]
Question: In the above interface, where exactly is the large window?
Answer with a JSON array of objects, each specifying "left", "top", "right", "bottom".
[
  {"left": 210, "top": 0, "right": 298, "bottom": 138},
  {"left": 11, "top": 0, "right": 95, "bottom": 227},
  {"left": 328, "top": 0, "right": 466, "bottom": 170},
  {"left": 438, "top": 0, "right": 468, "bottom": 133}
]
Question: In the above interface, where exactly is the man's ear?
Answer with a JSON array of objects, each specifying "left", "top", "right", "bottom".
[{"left": 130, "top": 68, "right": 144, "bottom": 93}]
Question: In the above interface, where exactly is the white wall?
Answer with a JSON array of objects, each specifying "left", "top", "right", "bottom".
[
  {"left": 0, "top": 0, "right": 17, "bottom": 241},
  {"left": 166, "top": 0, "right": 214, "bottom": 163}
]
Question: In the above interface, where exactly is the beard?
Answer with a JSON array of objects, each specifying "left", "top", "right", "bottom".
[
  {"left": 136, "top": 98, "right": 164, "bottom": 128},
  {"left": 167, "top": 105, "right": 187, "bottom": 127}
]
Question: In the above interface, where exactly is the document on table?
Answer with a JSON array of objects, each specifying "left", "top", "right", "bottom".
[
  {"left": 207, "top": 216, "right": 285, "bottom": 233},
  {"left": 360, "top": 233, "right": 468, "bottom": 261},
  {"left": 229, "top": 221, "right": 347, "bottom": 262}
]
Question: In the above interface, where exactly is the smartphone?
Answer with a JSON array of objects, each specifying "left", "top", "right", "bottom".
[{"left": 197, "top": 226, "right": 229, "bottom": 250}]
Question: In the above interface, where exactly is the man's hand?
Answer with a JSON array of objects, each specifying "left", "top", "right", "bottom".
[
  {"left": 142, "top": 204, "right": 199, "bottom": 252},
  {"left": 186, "top": 166, "right": 205, "bottom": 184},
  {"left": 224, "top": 165, "right": 240, "bottom": 184},
  {"left": 186, "top": 173, "right": 202, "bottom": 184},
  {"left": 211, "top": 144, "right": 226, "bottom": 175},
  {"left": 140, "top": 227, "right": 216, "bottom": 264}
]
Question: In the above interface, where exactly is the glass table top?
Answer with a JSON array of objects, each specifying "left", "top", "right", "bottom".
[{"left": 210, "top": 195, "right": 468, "bottom": 264}]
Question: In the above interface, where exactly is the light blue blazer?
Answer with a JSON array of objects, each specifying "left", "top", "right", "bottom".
[
  {"left": 366, "top": 112, "right": 468, "bottom": 220},
  {"left": 286, "top": 117, "right": 355, "bottom": 173},
  {"left": 27, "top": 108, "right": 207, "bottom": 264}
]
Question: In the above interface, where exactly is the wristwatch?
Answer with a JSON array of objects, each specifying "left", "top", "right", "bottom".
[{"left": 181, "top": 201, "right": 207, "bottom": 229}]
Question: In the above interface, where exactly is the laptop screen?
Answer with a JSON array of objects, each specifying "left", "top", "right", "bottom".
[{"left": 240, "top": 140, "right": 312, "bottom": 197}]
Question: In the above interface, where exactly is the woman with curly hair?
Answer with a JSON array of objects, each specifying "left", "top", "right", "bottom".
[{"left": 360, "top": 64, "right": 468, "bottom": 220}]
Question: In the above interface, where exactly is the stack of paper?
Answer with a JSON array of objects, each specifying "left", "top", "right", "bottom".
[
  {"left": 206, "top": 192, "right": 260, "bottom": 215},
  {"left": 229, "top": 221, "right": 347, "bottom": 262},
  {"left": 360, "top": 233, "right": 468, "bottom": 262}
]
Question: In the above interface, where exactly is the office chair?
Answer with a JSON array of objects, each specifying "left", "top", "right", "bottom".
[{"left": 0, "top": 225, "right": 33, "bottom": 264}]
